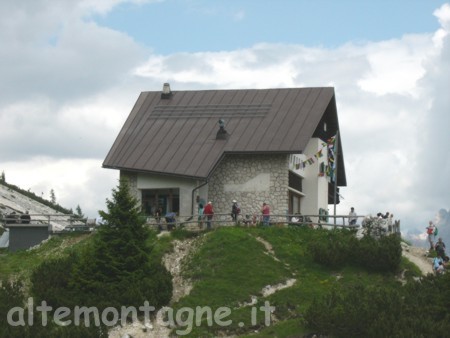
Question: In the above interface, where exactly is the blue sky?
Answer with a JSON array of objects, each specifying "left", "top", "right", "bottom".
[
  {"left": 94, "top": 0, "right": 446, "bottom": 53},
  {"left": 0, "top": 0, "right": 449, "bottom": 240}
]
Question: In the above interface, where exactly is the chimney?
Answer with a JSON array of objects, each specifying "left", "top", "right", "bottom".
[
  {"left": 216, "top": 119, "right": 229, "bottom": 140},
  {"left": 161, "top": 83, "right": 172, "bottom": 99}
]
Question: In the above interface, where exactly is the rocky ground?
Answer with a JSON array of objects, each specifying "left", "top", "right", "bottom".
[{"left": 401, "top": 242, "right": 434, "bottom": 275}]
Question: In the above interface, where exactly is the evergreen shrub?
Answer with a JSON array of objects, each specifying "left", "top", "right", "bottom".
[
  {"left": 308, "top": 229, "right": 355, "bottom": 268},
  {"left": 309, "top": 230, "right": 402, "bottom": 272},
  {"left": 30, "top": 252, "right": 81, "bottom": 309},
  {"left": 69, "top": 178, "right": 172, "bottom": 311},
  {"left": 305, "top": 273, "right": 450, "bottom": 337},
  {"left": 355, "top": 235, "right": 402, "bottom": 272},
  {"left": 26, "top": 179, "right": 172, "bottom": 335},
  {"left": 0, "top": 280, "right": 28, "bottom": 337},
  {"left": 305, "top": 282, "right": 403, "bottom": 337}
]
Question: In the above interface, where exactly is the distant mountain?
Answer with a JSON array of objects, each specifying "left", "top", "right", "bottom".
[{"left": 0, "top": 182, "right": 67, "bottom": 216}]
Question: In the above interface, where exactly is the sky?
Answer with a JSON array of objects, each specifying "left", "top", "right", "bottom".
[{"left": 0, "top": 0, "right": 449, "bottom": 236}]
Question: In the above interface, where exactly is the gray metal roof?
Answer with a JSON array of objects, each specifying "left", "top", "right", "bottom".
[{"left": 103, "top": 87, "right": 346, "bottom": 185}]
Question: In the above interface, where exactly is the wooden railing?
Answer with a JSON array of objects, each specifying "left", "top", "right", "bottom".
[
  {"left": 143, "top": 213, "right": 381, "bottom": 231},
  {"left": 0, "top": 212, "right": 400, "bottom": 235}
]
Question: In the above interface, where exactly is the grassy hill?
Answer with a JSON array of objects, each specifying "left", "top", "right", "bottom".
[
  {"left": 1, "top": 225, "right": 426, "bottom": 337},
  {"left": 168, "top": 227, "right": 421, "bottom": 337}
]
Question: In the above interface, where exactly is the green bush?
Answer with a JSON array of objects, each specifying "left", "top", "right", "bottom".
[
  {"left": 305, "top": 273, "right": 450, "bottom": 337},
  {"left": 30, "top": 252, "right": 81, "bottom": 309},
  {"left": 309, "top": 230, "right": 402, "bottom": 272},
  {"left": 0, "top": 280, "right": 28, "bottom": 337},
  {"left": 305, "top": 282, "right": 404, "bottom": 337},
  {"left": 355, "top": 235, "right": 402, "bottom": 272},
  {"left": 308, "top": 229, "right": 355, "bottom": 268}
]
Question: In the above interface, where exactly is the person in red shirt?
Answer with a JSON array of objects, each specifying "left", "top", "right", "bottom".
[
  {"left": 204, "top": 201, "right": 214, "bottom": 229},
  {"left": 426, "top": 221, "right": 436, "bottom": 250},
  {"left": 261, "top": 202, "right": 270, "bottom": 226}
]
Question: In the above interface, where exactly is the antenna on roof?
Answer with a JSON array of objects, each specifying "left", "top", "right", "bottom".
[
  {"left": 216, "top": 119, "right": 229, "bottom": 140},
  {"left": 161, "top": 83, "right": 172, "bottom": 99}
]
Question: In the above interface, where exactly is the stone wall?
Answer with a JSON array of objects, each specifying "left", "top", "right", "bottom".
[{"left": 208, "top": 154, "right": 289, "bottom": 218}]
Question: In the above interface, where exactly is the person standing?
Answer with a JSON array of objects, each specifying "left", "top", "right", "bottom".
[
  {"left": 231, "top": 200, "right": 240, "bottom": 224},
  {"left": 261, "top": 202, "right": 270, "bottom": 226},
  {"left": 154, "top": 206, "right": 163, "bottom": 231},
  {"left": 348, "top": 207, "right": 357, "bottom": 225},
  {"left": 387, "top": 213, "right": 394, "bottom": 233},
  {"left": 204, "top": 201, "right": 214, "bottom": 230},
  {"left": 426, "top": 221, "right": 436, "bottom": 250},
  {"left": 198, "top": 203, "right": 204, "bottom": 229},
  {"left": 435, "top": 237, "right": 446, "bottom": 258}
]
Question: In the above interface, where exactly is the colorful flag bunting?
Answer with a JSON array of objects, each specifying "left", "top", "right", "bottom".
[{"left": 290, "top": 134, "right": 337, "bottom": 180}]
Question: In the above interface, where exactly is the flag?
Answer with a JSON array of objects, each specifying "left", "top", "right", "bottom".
[{"left": 327, "top": 134, "right": 337, "bottom": 182}]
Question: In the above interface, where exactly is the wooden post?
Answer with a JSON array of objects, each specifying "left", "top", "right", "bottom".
[{"left": 333, "top": 131, "right": 339, "bottom": 228}]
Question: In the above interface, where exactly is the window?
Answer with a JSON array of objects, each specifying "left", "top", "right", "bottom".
[
  {"left": 141, "top": 188, "right": 180, "bottom": 216},
  {"left": 289, "top": 191, "right": 301, "bottom": 215},
  {"left": 288, "top": 171, "right": 302, "bottom": 192}
]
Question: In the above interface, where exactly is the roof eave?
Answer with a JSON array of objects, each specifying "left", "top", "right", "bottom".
[{"left": 102, "top": 165, "right": 208, "bottom": 181}]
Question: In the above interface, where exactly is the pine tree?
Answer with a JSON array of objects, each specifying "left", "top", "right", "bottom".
[
  {"left": 71, "top": 179, "right": 172, "bottom": 309},
  {"left": 50, "top": 189, "right": 56, "bottom": 204},
  {"left": 75, "top": 204, "right": 84, "bottom": 218},
  {"left": 0, "top": 171, "right": 5, "bottom": 182}
]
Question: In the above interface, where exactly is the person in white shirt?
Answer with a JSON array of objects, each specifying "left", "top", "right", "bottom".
[{"left": 349, "top": 207, "right": 357, "bottom": 225}]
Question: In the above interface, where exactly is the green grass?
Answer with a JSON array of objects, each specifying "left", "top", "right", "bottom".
[
  {"left": 167, "top": 226, "right": 416, "bottom": 337},
  {"left": 0, "top": 225, "right": 422, "bottom": 337},
  {"left": 0, "top": 233, "right": 92, "bottom": 283},
  {"left": 181, "top": 228, "right": 292, "bottom": 307}
]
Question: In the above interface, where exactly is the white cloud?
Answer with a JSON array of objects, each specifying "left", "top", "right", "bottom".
[
  {"left": 0, "top": 0, "right": 146, "bottom": 106},
  {"left": 0, "top": 0, "right": 148, "bottom": 216},
  {"left": 2, "top": 157, "right": 118, "bottom": 217},
  {"left": 434, "top": 3, "right": 450, "bottom": 30},
  {"left": 233, "top": 9, "right": 245, "bottom": 21},
  {"left": 135, "top": 47, "right": 299, "bottom": 88},
  {"left": 1, "top": 0, "right": 448, "bottom": 229},
  {"left": 412, "top": 4, "right": 450, "bottom": 216},
  {"left": 357, "top": 35, "right": 434, "bottom": 96}
]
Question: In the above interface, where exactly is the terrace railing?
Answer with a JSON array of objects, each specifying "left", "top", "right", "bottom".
[
  {"left": 0, "top": 213, "right": 91, "bottom": 232},
  {"left": 144, "top": 212, "right": 400, "bottom": 235}
]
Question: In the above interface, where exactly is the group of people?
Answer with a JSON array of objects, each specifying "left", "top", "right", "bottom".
[
  {"left": 350, "top": 208, "right": 399, "bottom": 235},
  {"left": 196, "top": 200, "right": 271, "bottom": 229},
  {"left": 349, "top": 208, "right": 395, "bottom": 224},
  {"left": 376, "top": 211, "right": 391, "bottom": 219},
  {"left": 197, "top": 201, "right": 215, "bottom": 230},
  {"left": 230, "top": 200, "right": 271, "bottom": 226},
  {"left": 433, "top": 238, "right": 447, "bottom": 275},
  {"left": 426, "top": 221, "right": 448, "bottom": 275}
]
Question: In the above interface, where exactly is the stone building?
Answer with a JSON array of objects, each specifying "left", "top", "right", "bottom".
[{"left": 103, "top": 84, "right": 346, "bottom": 223}]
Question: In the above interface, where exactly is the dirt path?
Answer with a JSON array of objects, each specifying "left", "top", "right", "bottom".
[{"left": 401, "top": 242, "right": 433, "bottom": 275}]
